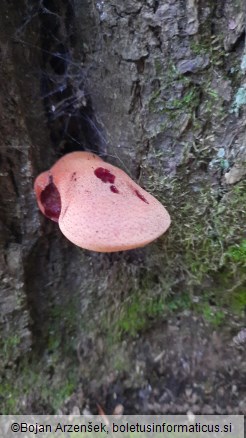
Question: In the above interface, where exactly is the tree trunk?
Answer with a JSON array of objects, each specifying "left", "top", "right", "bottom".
[{"left": 0, "top": 0, "right": 245, "bottom": 414}]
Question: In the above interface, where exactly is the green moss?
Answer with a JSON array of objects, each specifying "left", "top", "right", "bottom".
[
  {"left": 229, "top": 288, "right": 246, "bottom": 312},
  {"left": 0, "top": 293, "right": 83, "bottom": 413},
  {"left": 226, "top": 240, "right": 246, "bottom": 263},
  {"left": 46, "top": 294, "right": 83, "bottom": 356},
  {"left": 0, "top": 381, "right": 18, "bottom": 413},
  {"left": 0, "top": 335, "right": 21, "bottom": 371},
  {"left": 167, "top": 87, "right": 200, "bottom": 113},
  {"left": 149, "top": 80, "right": 199, "bottom": 114},
  {"left": 0, "top": 358, "right": 78, "bottom": 414},
  {"left": 148, "top": 55, "right": 226, "bottom": 138},
  {"left": 166, "top": 180, "right": 245, "bottom": 304},
  {"left": 166, "top": 292, "right": 226, "bottom": 327},
  {"left": 191, "top": 35, "right": 228, "bottom": 68},
  {"left": 114, "top": 295, "right": 166, "bottom": 338},
  {"left": 154, "top": 59, "right": 164, "bottom": 76},
  {"left": 108, "top": 281, "right": 230, "bottom": 341},
  {"left": 199, "top": 303, "right": 225, "bottom": 326},
  {"left": 108, "top": 236, "right": 244, "bottom": 339},
  {"left": 3, "top": 334, "right": 21, "bottom": 355},
  {"left": 51, "top": 373, "right": 78, "bottom": 410},
  {"left": 104, "top": 177, "right": 246, "bottom": 340}
]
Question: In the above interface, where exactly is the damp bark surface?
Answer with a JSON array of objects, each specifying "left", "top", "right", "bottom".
[{"left": 0, "top": 0, "right": 245, "bottom": 414}]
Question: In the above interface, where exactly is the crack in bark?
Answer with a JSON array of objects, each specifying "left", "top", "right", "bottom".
[{"left": 129, "top": 80, "right": 142, "bottom": 114}]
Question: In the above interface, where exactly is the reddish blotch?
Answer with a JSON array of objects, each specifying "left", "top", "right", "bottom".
[
  {"left": 110, "top": 185, "right": 119, "bottom": 194},
  {"left": 94, "top": 167, "right": 115, "bottom": 184},
  {"left": 40, "top": 178, "right": 61, "bottom": 222},
  {"left": 134, "top": 189, "right": 149, "bottom": 204}
]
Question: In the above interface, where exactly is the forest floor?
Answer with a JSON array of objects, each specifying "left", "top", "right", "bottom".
[{"left": 62, "top": 312, "right": 245, "bottom": 416}]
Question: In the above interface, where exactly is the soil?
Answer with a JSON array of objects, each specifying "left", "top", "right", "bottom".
[{"left": 63, "top": 313, "right": 246, "bottom": 415}]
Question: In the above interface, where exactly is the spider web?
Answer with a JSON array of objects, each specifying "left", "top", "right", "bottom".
[{"left": 15, "top": 0, "right": 107, "bottom": 157}]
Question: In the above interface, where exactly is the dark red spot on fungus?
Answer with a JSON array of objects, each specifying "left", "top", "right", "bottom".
[
  {"left": 134, "top": 189, "right": 149, "bottom": 204},
  {"left": 110, "top": 185, "right": 119, "bottom": 194},
  {"left": 40, "top": 181, "right": 61, "bottom": 222},
  {"left": 94, "top": 167, "right": 115, "bottom": 184},
  {"left": 71, "top": 171, "right": 77, "bottom": 181}
]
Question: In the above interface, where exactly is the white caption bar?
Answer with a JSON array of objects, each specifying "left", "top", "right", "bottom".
[{"left": 0, "top": 415, "right": 244, "bottom": 438}]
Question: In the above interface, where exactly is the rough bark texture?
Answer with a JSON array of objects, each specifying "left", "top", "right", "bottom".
[{"left": 0, "top": 0, "right": 245, "bottom": 414}]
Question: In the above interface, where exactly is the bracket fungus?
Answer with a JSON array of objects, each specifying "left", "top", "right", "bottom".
[{"left": 34, "top": 152, "right": 171, "bottom": 252}]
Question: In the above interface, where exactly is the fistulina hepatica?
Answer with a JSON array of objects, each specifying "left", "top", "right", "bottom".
[{"left": 34, "top": 152, "right": 171, "bottom": 252}]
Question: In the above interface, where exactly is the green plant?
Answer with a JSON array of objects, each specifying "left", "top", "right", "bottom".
[{"left": 226, "top": 240, "right": 246, "bottom": 263}]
